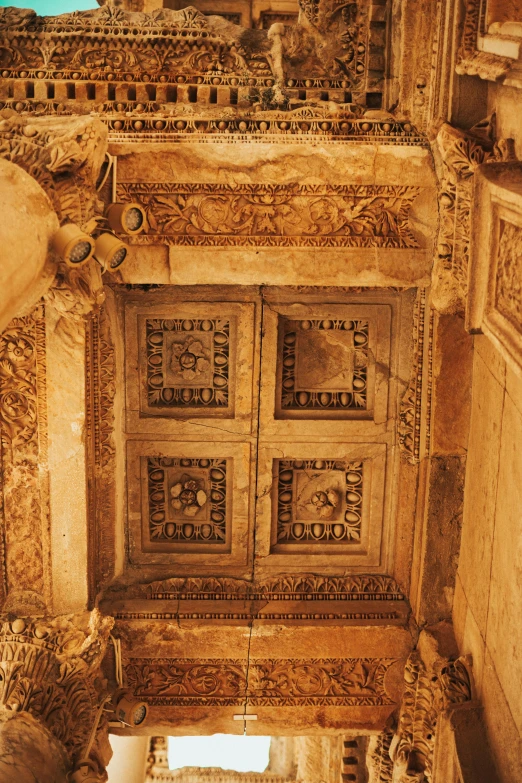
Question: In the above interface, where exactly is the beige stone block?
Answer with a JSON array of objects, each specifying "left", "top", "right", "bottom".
[
  {"left": 481, "top": 649, "right": 522, "bottom": 783},
  {"left": 259, "top": 302, "right": 391, "bottom": 441},
  {"left": 506, "top": 361, "right": 522, "bottom": 418},
  {"left": 485, "top": 394, "right": 522, "bottom": 734},
  {"left": 255, "top": 441, "right": 387, "bottom": 570},
  {"left": 458, "top": 349, "right": 504, "bottom": 635},
  {"left": 119, "top": 245, "right": 170, "bottom": 285},
  {"left": 125, "top": 301, "right": 257, "bottom": 437},
  {"left": 168, "top": 246, "right": 432, "bottom": 288},
  {"left": 461, "top": 604, "right": 486, "bottom": 697},
  {"left": 452, "top": 572, "right": 468, "bottom": 653},
  {"left": 474, "top": 333, "right": 506, "bottom": 388},
  {"left": 126, "top": 439, "right": 252, "bottom": 568}
]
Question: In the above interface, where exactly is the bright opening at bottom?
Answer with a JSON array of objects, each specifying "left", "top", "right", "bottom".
[{"left": 168, "top": 735, "right": 271, "bottom": 773}]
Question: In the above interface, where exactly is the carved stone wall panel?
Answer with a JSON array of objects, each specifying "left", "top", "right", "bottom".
[
  {"left": 125, "top": 302, "right": 256, "bottom": 436},
  {"left": 261, "top": 303, "right": 391, "bottom": 438},
  {"left": 0, "top": 304, "right": 49, "bottom": 613},
  {"left": 255, "top": 442, "right": 387, "bottom": 568},
  {"left": 467, "top": 162, "right": 522, "bottom": 374},
  {"left": 127, "top": 440, "right": 251, "bottom": 566}
]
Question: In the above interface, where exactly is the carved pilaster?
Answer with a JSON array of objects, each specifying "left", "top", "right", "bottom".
[
  {"left": 391, "top": 643, "right": 472, "bottom": 782},
  {"left": 0, "top": 610, "right": 113, "bottom": 779},
  {"left": 431, "top": 120, "right": 516, "bottom": 313}
]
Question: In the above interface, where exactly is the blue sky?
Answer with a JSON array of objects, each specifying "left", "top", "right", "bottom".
[
  {"left": 0, "top": 0, "right": 98, "bottom": 14},
  {"left": 169, "top": 735, "right": 271, "bottom": 772}
]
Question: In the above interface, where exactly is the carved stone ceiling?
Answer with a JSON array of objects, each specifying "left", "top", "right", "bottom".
[{"left": 0, "top": 0, "right": 454, "bottom": 743}]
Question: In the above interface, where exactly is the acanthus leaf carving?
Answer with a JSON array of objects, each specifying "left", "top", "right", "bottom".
[
  {"left": 0, "top": 610, "right": 113, "bottom": 768},
  {"left": 391, "top": 648, "right": 472, "bottom": 783},
  {"left": 118, "top": 183, "right": 421, "bottom": 248},
  {"left": 125, "top": 657, "right": 398, "bottom": 707}
]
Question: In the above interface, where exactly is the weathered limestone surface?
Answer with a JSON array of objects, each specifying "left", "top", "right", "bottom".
[
  {"left": 0, "top": 159, "right": 58, "bottom": 333},
  {"left": 453, "top": 335, "right": 522, "bottom": 783}
]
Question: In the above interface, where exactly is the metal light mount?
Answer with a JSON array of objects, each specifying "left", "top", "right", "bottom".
[
  {"left": 52, "top": 223, "right": 95, "bottom": 268},
  {"left": 106, "top": 201, "right": 146, "bottom": 236},
  {"left": 112, "top": 690, "right": 148, "bottom": 727}
]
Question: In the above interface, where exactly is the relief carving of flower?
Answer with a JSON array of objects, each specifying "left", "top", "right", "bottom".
[
  {"left": 170, "top": 336, "right": 211, "bottom": 381},
  {"left": 171, "top": 474, "right": 208, "bottom": 517},
  {"left": 306, "top": 489, "right": 339, "bottom": 519}
]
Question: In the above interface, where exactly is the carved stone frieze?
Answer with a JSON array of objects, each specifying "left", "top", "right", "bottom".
[
  {"left": 126, "top": 657, "right": 397, "bottom": 706},
  {"left": 0, "top": 1, "right": 387, "bottom": 109},
  {"left": 85, "top": 304, "right": 117, "bottom": 597},
  {"left": 274, "top": 458, "right": 364, "bottom": 544},
  {"left": 0, "top": 610, "right": 113, "bottom": 770},
  {"left": 117, "top": 183, "right": 421, "bottom": 248}
]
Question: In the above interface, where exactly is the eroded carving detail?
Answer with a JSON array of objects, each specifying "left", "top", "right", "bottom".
[
  {"left": 145, "top": 317, "right": 231, "bottom": 411},
  {"left": 433, "top": 121, "right": 510, "bottom": 311},
  {"left": 280, "top": 317, "right": 369, "bottom": 411},
  {"left": 496, "top": 219, "right": 522, "bottom": 333},
  {"left": 398, "top": 289, "right": 426, "bottom": 463},
  {"left": 456, "top": 0, "right": 515, "bottom": 81},
  {"left": 0, "top": 611, "right": 112, "bottom": 768},
  {"left": 118, "top": 184, "right": 421, "bottom": 247},
  {"left": 392, "top": 652, "right": 472, "bottom": 782},
  {"left": 275, "top": 459, "right": 363, "bottom": 544},
  {"left": 0, "top": 305, "right": 48, "bottom": 610},
  {"left": 126, "top": 657, "right": 397, "bottom": 706},
  {"left": 147, "top": 457, "right": 227, "bottom": 544},
  {"left": 0, "top": 111, "right": 107, "bottom": 226}
]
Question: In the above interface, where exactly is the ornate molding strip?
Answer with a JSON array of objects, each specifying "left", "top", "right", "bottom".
[
  {"left": 114, "top": 610, "right": 399, "bottom": 621},
  {"left": 398, "top": 288, "right": 426, "bottom": 463},
  {"left": 126, "top": 657, "right": 397, "bottom": 706},
  {"left": 136, "top": 574, "right": 406, "bottom": 601},
  {"left": 85, "top": 305, "right": 117, "bottom": 599},
  {"left": 117, "top": 184, "right": 421, "bottom": 248}
]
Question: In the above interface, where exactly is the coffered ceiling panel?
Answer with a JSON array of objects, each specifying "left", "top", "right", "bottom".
[
  {"left": 125, "top": 301, "right": 257, "bottom": 436},
  {"left": 127, "top": 439, "right": 252, "bottom": 566},
  {"left": 255, "top": 442, "right": 386, "bottom": 569}
]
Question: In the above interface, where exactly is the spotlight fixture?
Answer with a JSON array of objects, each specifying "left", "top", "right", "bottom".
[
  {"left": 52, "top": 223, "right": 95, "bottom": 267},
  {"left": 70, "top": 759, "right": 105, "bottom": 783},
  {"left": 106, "top": 202, "right": 146, "bottom": 235},
  {"left": 113, "top": 691, "right": 148, "bottom": 727},
  {"left": 93, "top": 232, "right": 128, "bottom": 271}
]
